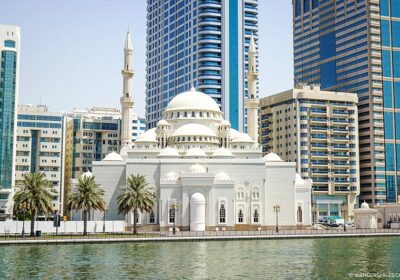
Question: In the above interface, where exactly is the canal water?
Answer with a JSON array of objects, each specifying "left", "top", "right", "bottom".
[{"left": 0, "top": 237, "right": 399, "bottom": 279}]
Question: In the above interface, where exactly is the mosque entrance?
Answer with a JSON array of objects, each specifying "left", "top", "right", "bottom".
[{"left": 190, "top": 192, "right": 206, "bottom": 231}]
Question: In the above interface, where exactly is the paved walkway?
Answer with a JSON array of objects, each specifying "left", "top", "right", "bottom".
[{"left": 0, "top": 231, "right": 399, "bottom": 246}]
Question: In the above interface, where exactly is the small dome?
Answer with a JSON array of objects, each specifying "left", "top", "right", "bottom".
[
  {"left": 184, "top": 147, "right": 207, "bottom": 158},
  {"left": 157, "top": 119, "right": 169, "bottom": 126},
  {"left": 215, "top": 171, "right": 231, "bottom": 181},
  {"left": 219, "top": 120, "right": 231, "bottom": 127},
  {"left": 164, "top": 88, "right": 221, "bottom": 113},
  {"left": 230, "top": 128, "right": 241, "bottom": 139},
  {"left": 191, "top": 192, "right": 205, "bottom": 203},
  {"left": 189, "top": 163, "right": 207, "bottom": 173},
  {"left": 231, "top": 133, "right": 254, "bottom": 143},
  {"left": 172, "top": 123, "right": 216, "bottom": 138},
  {"left": 212, "top": 147, "right": 234, "bottom": 158},
  {"left": 82, "top": 171, "right": 93, "bottom": 178},
  {"left": 103, "top": 152, "right": 124, "bottom": 161},
  {"left": 263, "top": 152, "right": 283, "bottom": 162},
  {"left": 164, "top": 171, "right": 178, "bottom": 180},
  {"left": 361, "top": 201, "right": 369, "bottom": 209},
  {"left": 158, "top": 147, "right": 180, "bottom": 158},
  {"left": 135, "top": 128, "right": 157, "bottom": 143}
]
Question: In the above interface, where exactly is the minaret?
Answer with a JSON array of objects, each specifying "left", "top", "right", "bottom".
[
  {"left": 120, "top": 31, "right": 135, "bottom": 148},
  {"left": 245, "top": 33, "right": 260, "bottom": 144}
]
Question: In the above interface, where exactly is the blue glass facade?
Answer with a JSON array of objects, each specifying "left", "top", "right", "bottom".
[
  {"left": 146, "top": 0, "right": 258, "bottom": 130},
  {"left": 381, "top": 0, "right": 400, "bottom": 203},
  {"left": 293, "top": 0, "right": 400, "bottom": 205},
  {"left": 0, "top": 49, "right": 17, "bottom": 190}
]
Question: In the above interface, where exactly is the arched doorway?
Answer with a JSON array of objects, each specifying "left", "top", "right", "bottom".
[{"left": 190, "top": 193, "right": 205, "bottom": 231}]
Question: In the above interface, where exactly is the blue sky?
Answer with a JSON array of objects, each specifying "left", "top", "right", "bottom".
[{"left": 1, "top": 0, "right": 293, "bottom": 116}]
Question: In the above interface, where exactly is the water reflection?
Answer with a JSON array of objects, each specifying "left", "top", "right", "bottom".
[{"left": 0, "top": 237, "right": 399, "bottom": 279}]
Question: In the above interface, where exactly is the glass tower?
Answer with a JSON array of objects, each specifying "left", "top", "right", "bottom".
[
  {"left": 292, "top": 0, "right": 400, "bottom": 205},
  {"left": 146, "top": 0, "right": 258, "bottom": 131},
  {"left": 0, "top": 25, "right": 20, "bottom": 209}
]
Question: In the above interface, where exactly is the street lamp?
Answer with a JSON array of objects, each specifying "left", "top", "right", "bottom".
[
  {"left": 170, "top": 203, "right": 180, "bottom": 235},
  {"left": 273, "top": 205, "right": 280, "bottom": 233},
  {"left": 103, "top": 206, "right": 109, "bottom": 233}
]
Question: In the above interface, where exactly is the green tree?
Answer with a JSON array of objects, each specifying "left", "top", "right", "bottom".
[
  {"left": 13, "top": 173, "right": 55, "bottom": 236},
  {"left": 66, "top": 175, "right": 107, "bottom": 235},
  {"left": 117, "top": 174, "right": 155, "bottom": 234}
]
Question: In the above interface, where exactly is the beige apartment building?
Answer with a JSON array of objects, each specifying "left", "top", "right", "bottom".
[
  {"left": 15, "top": 105, "right": 66, "bottom": 215},
  {"left": 260, "top": 84, "right": 360, "bottom": 222}
]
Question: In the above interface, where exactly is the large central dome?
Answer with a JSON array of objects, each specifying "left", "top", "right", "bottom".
[{"left": 164, "top": 88, "right": 221, "bottom": 113}]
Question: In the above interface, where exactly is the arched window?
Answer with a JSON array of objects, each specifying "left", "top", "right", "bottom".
[
  {"left": 149, "top": 210, "right": 155, "bottom": 224},
  {"left": 238, "top": 209, "right": 244, "bottom": 223},
  {"left": 169, "top": 207, "right": 175, "bottom": 223},
  {"left": 219, "top": 204, "right": 226, "bottom": 223},
  {"left": 184, "top": 111, "right": 188, "bottom": 117},
  {"left": 297, "top": 206, "right": 303, "bottom": 223},
  {"left": 237, "top": 188, "right": 244, "bottom": 199},
  {"left": 252, "top": 187, "right": 260, "bottom": 199},
  {"left": 253, "top": 209, "right": 259, "bottom": 223},
  {"left": 191, "top": 111, "right": 195, "bottom": 117}
]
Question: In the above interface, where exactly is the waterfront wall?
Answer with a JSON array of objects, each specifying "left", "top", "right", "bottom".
[{"left": 0, "top": 221, "right": 125, "bottom": 234}]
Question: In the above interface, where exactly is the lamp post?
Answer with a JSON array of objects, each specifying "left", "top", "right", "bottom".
[
  {"left": 273, "top": 205, "right": 280, "bottom": 233},
  {"left": 170, "top": 203, "right": 179, "bottom": 235},
  {"left": 103, "top": 206, "right": 108, "bottom": 233},
  {"left": 21, "top": 208, "right": 26, "bottom": 237}
]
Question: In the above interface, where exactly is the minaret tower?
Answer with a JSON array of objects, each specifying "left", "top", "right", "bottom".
[
  {"left": 120, "top": 31, "right": 135, "bottom": 148},
  {"left": 245, "top": 33, "right": 260, "bottom": 144}
]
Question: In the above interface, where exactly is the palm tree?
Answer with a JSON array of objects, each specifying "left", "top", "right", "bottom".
[
  {"left": 117, "top": 174, "right": 155, "bottom": 234},
  {"left": 13, "top": 173, "right": 55, "bottom": 236},
  {"left": 66, "top": 174, "right": 107, "bottom": 235}
]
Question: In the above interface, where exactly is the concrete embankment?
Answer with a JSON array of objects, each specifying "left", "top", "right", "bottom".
[{"left": 0, "top": 232, "right": 399, "bottom": 246}]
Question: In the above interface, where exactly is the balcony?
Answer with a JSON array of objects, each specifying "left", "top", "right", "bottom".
[{"left": 310, "top": 117, "right": 327, "bottom": 124}]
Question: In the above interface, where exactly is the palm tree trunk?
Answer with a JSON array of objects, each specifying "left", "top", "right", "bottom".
[
  {"left": 133, "top": 210, "right": 137, "bottom": 234},
  {"left": 83, "top": 209, "right": 88, "bottom": 236},
  {"left": 30, "top": 209, "right": 36, "bottom": 237}
]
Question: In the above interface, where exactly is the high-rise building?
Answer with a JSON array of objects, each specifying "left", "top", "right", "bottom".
[
  {"left": 15, "top": 105, "right": 66, "bottom": 215},
  {"left": 259, "top": 84, "right": 360, "bottom": 221},
  {"left": 132, "top": 113, "right": 146, "bottom": 141},
  {"left": 146, "top": 0, "right": 258, "bottom": 131},
  {"left": 0, "top": 25, "right": 20, "bottom": 219},
  {"left": 63, "top": 107, "right": 121, "bottom": 213},
  {"left": 292, "top": 0, "right": 400, "bottom": 204}
]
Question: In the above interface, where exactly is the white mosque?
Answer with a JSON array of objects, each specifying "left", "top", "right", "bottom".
[{"left": 91, "top": 32, "right": 312, "bottom": 231}]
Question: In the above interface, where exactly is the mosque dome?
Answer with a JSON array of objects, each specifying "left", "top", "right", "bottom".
[
  {"left": 219, "top": 120, "right": 231, "bottom": 127},
  {"left": 215, "top": 171, "right": 231, "bottom": 181},
  {"left": 172, "top": 123, "right": 216, "bottom": 138},
  {"left": 164, "top": 88, "right": 221, "bottom": 113},
  {"left": 212, "top": 147, "right": 234, "bottom": 158},
  {"left": 189, "top": 163, "right": 207, "bottom": 173},
  {"left": 82, "top": 171, "right": 93, "bottom": 178},
  {"left": 361, "top": 201, "right": 370, "bottom": 209},
  {"left": 263, "top": 152, "right": 283, "bottom": 162},
  {"left": 231, "top": 133, "right": 254, "bottom": 143},
  {"left": 157, "top": 147, "right": 180, "bottom": 158},
  {"left": 103, "top": 152, "right": 124, "bottom": 162},
  {"left": 157, "top": 119, "right": 169, "bottom": 126},
  {"left": 184, "top": 147, "right": 207, "bottom": 158},
  {"left": 135, "top": 128, "right": 157, "bottom": 143}
]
